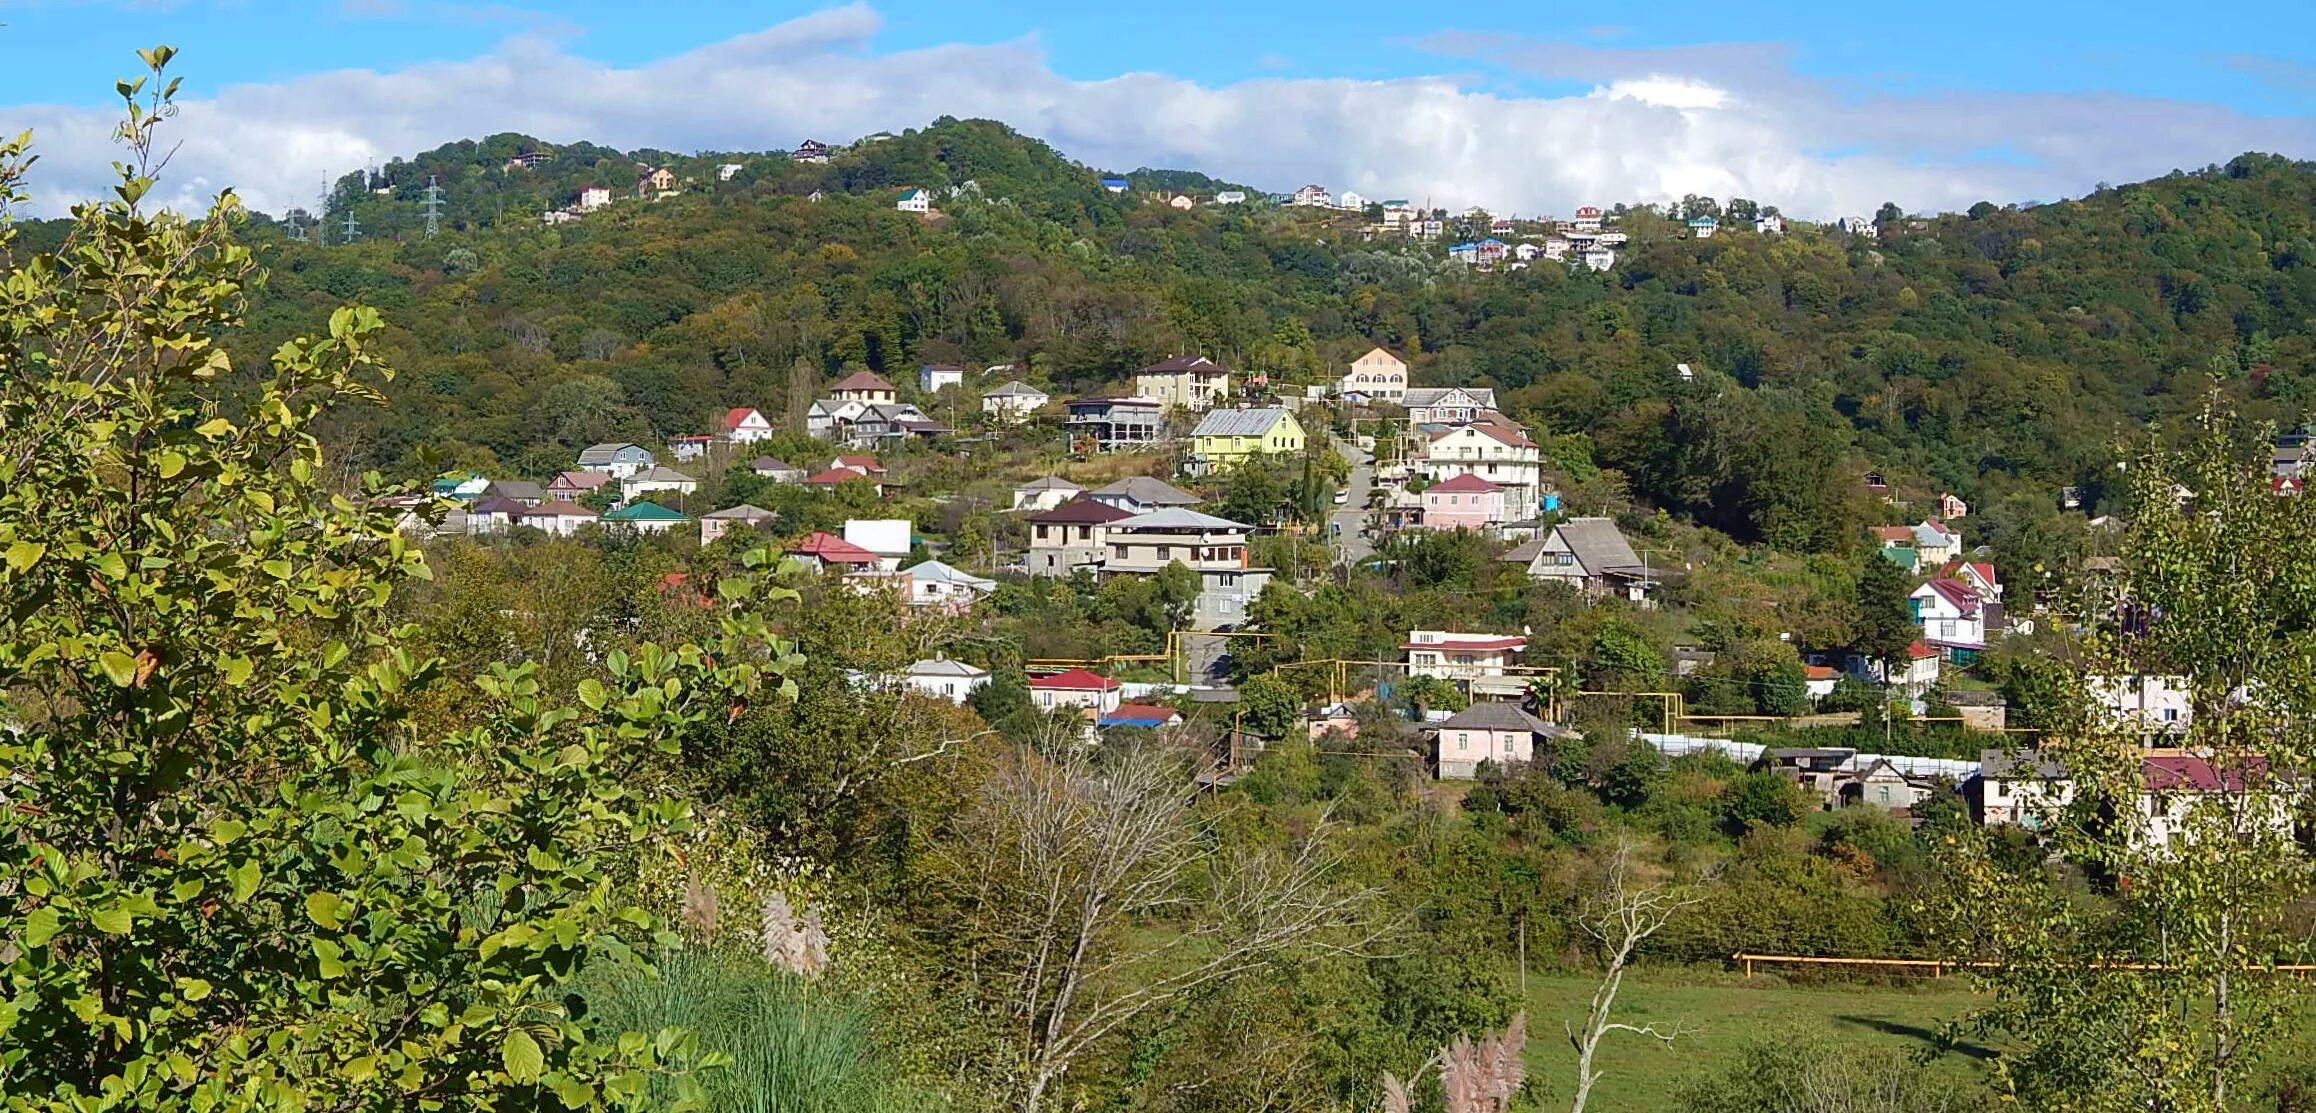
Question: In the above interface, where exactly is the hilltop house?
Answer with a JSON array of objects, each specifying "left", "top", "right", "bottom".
[
  {"left": 1434, "top": 702, "right": 1563, "bottom": 779},
  {"left": 1502, "top": 517, "right": 1652, "bottom": 601},
  {"left": 1581, "top": 248, "right": 1616, "bottom": 272},
  {"left": 1421, "top": 473, "right": 1508, "bottom": 531},
  {"left": 828, "top": 371, "right": 896, "bottom": 405},
  {"left": 1339, "top": 347, "right": 1409, "bottom": 401},
  {"left": 1012, "top": 476, "right": 1084, "bottom": 512},
  {"left": 1290, "top": 184, "right": 1332, "bottom": 207},
  {"left": 982, "top": 380, "right": 1050, "bottom": 423},
  {"left": 1101, "top": 176, "right": 1129, "bottom": 193},
  {"left": 1687, "top": 215, "right": 1719, "bottom": 238},
  {"left": 699, "top": 504, "right": 775, "bottom": 546},
  {"left": 919, "top": 364, "right": 964, "bottom": 392},
  {"left": 1568, "top": 206, "right": 1604, "bottom": 233},
  {"left": 1186, "top": 407, "right": 1306, "bottom": 475},
  {"left": 1065, "top": 397, "right": 1165, "bottom": 451},
  {"left": 517, "top": 500, "right": 598, "bottom": 537},
  {"left": 1029, "top": 668, "right": 1124, "bottom": 715},
  {"left": 600, "top": 501, "right": 687, "bottom": 536},
  {"left": 1089, "top": 476, "right": 1201, "bottom": 514},
  {"left": 577, "top": 185, "right": 613, "bottom": 212},
  {"left": 620, "top": 466, "right": 698, "bottom": 505},
  {"left": 1758, "top": 213, "right": 1785, "bottom": 235},
  {"left": 637, "top": 166, "right": 678, "bottom": 199},
  {"left": 1214, "top": 190, "right": 1247, "bottom": 205},
  {"left": 1025, "top": 499, "right": 1134, "bottom": 576},
  {"left": 1414, "top": 415, "right": 1541, "bottom": 510},
  {"left": 896, "top": 188, "right": 932, "bottom": 213},
  {"left": 577, "top": 443, "right": 654, "bottom": 479},
  {"left": 890, "top": 658, "right": 990, "bottom": 705},
  {"left": 722, "top": 407, "right": 774, "bottom": 444},
  {"left": 1405, "top": 630, "right": 1527, "bottom": 690},
  {"left": 1403, "top": 387, "right": 1498, "bottom": 426},
  {"left": 1134, "top": 356, "right": 1233, "bottom": 412},
  {"left": 899, "top": 560, "right": 996, "bottom": 611},
  {"left": 1168, "top": 194, "right": 1195, "bottom": 210},
  {"left": 792, "top": 139, "right": 832, "bottom": 163}
]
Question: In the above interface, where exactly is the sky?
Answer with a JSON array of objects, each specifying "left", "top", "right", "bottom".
[{"left": 2, "top": 0, "right": 2314, "bottom": 219}]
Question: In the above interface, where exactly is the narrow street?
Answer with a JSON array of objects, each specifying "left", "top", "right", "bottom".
[{"left": 1329, "top": 437, "right": 1375, "bottom": 566}]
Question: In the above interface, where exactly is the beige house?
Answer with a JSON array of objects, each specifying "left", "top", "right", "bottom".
[
  {"left": 699, "top": 504, "right": 775, "bottom": 546},
  {"left": 1405, "top": 630, "right": 1527, "bottom": 689},
  {"left": 1339, "top": 347, "right": 1409, "bottom": 402},
  {"left": 828, "top": 371, "right": 897, "bottom": 405},
  {"left": 1134, "top": 355, "right": 1232, "bottom": 411},
  {"left": 1434, "top": 702, "right": 1559, "bottom": 779}
]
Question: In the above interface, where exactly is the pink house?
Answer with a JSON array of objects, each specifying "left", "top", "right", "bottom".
[
  {"left": 1434, "top": 701, "right": 1558, "bottom": 779},
  {"left": 1421, "top": 473, "right": 1506, "bottom": 531}
]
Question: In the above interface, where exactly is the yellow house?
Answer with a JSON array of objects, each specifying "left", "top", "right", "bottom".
[{"left": 1189, "top": 406, "right": 1306, "bottom": 474}]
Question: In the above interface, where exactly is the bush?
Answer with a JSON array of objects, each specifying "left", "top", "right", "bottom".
[{"left": 1676, "top": 1029, "right": 1988, "bottom": 1112}]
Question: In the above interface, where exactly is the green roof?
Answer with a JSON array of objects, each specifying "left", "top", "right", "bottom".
[
  {"left": 603, "top": 500, "right": 688, "bottom": 522},
  {"left": 1878, "top": 545, "right": 1920, "bottom": 571}
]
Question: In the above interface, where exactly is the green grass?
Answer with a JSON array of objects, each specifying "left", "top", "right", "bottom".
[{"left": 1517, "top": 969, "right": 1989, "bottom": 1111}]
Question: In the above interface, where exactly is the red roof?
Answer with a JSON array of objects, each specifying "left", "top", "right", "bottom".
[
  {"left": 1923, "top": 578, "right": 1981, "bottom": 617},
  {"left": 802, "top": 468, "right": 872, "bottom": 486},
  {"left": 1030, "top": 668, "right": 1120, "bottom": 691},
  {"left": 1803, "top": 665, "right": 1838, "bottom": 681},
  {"left": 789, "top": 531, "right": 880, "bottom": 564},
  {"left": 1402, "top": 635, "right": 1526, "bottom": 652},
  {"left": 1106, "top": 702, "right": 1182, "bottom": 722},
  {"left": 833, "top": 454, "right": 884, "bottom": 473},
  {"left": 1869, "top": 525, "right": 1914, "bottom": 545},
  {"left": 723, "top": 407, "right": 764, "bottom": 431},
  {"left": 2144, "top": 754, "right": 2266, "bottom": 793},
  {"left": 1906, "top": 640, "right": 1939, "bottom": 660},
  {"left": 1426, "top": 473, "right": 1504, "bottom": 494},
  {"left": 831, "top": 371, "right": 894, "bottom": 392}
]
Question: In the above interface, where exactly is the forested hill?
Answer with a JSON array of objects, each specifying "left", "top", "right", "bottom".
[{"left": 30, "top": 118, "right": 2313, "bottom": 556}]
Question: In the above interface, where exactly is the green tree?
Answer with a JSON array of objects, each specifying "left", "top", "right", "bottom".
[
  {"left": 1238, "top": 673, "right": 1304, "bottom": 740},
  {"left": 1852, "top": 554, "right": 1919, "bottom": 675},
  {"left": 0, "top": 55, "right": 801, "bottom": 1106}
]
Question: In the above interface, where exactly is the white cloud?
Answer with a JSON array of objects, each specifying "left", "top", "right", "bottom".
[{"left": 9, "top": 3, "right": 2313, "bottom": 220}]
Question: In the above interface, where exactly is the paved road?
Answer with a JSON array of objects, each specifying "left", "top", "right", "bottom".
[{"left": 1329, "top": 438, "right": 1375, "bottom": 566}]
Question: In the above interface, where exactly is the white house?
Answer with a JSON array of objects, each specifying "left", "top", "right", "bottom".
[
  {"left": 842, "top": 519, "right": 913, "bottom": 571},
  {"left": 516, "top": 500, "right": 599, "bottom": 538},
  {"left": 1687, "top": 215, "right": 1720, "bottom": 239},
  {"left": 1339, "top": 347, "right": 1409, "bottom": 402},
  {"left": 717, "top": 163, "right": 745, "bottom": 182},
  {"left": 578, "top": 185, "right": 613, "bottom": 212},
  {"left": 1976, "top": 747, "right": 2074, "bottom": 829},
  {"left": 982, "top": 380, "right": 1050, "bottom": 423},
  {"left": 1568, "top": 206, "right": 1604, "bottom": 233},
  {"left": 891, "top": 658, "right": 990, "bottom": 705},
  {"left": 1337, "top": 190, "right": 1369, "bottom": 211},
  {"left": 1405, "top": 630, "right": 1527, "bottom": 687},
  {"left": 721, "top": 407, "right": 775, "bottom": 444},
  {"left": 1290, "top": 184, "right": 1332, "bottom": 207},
  {"left": 1909, "top": 578, "right": 1988, "bottom": 654},
  {"left": 576, "top": 442, "right": 654, "bottom": 479},
  {"left": 1414, "top": 416, "right": 1541, "bottom": 511},
  {"left": 1402, "top": 386, "right": 1497, "bottom": 426},
  {"left": 2090, "top": 675, "right": 2193, "bottom": 738},
  {"left": 896, "top": 188, "right": 932, "bottom": 213},
  {"left": 1029, "top": 668, "right": 1123, "bottom": 715},
  {"left": 667, "top": 435, "right": 714, "bottom": 463},
  {"left": 1213, "top": 191, "right": 1247, "bottom": 205},
  {"left": 1582, "top": 248, "right": 1616, "bottom": 272},
  {"left": 919, "top": 364, "right": 964, "bottom": 392},
  {"left": 900, "top": 560, "right": 996, "bottom": 611},
  {"left": 1011, "top": 476, "right": 1084, "bottom": 512},
  {"left": 620, "top": 466, "right": 699, "bottom": 505},
  {"left": 1758, "top": 213, "right": 1785, "bottom": 235}
]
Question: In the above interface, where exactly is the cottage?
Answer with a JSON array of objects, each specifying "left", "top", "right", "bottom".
[
  {"left": 1433, "top": 702, "right": 1561, "bottom": 779},
  {"left": 600, "top": 500, "right": 687, "bottom": 536},
  {"left": 787, "top": 531, "right": 884, "bottom": 573},
  {"left": 1338, "top": 347, "right": 1409, "bottom": 402},
  {"left": 1186, "top": 407, "right": 1306, "bottom": 475},
  {"left": 1134, "top": 356, "right": 1233, "bottom": 412},
  {"left": 517, "top": 499, "right": 599, "bottom": 537},
  {"left": 895, "top": 188, "right": 932, "bottom": 213},
  {"left": 919, "top": 364, "right": 964, "bottom": 393},
  {"left": 1581, "top": 248, "right": 1616, "bottom": 272},
  {"left": 1937, "top": 492, "right": 1970, "bottom": 520},
  {"left": 1088, "top": 475, "right": 1201, "bottom": 515},
  {"left": 1404, "top": 630, "right": 1526, "bottom": 689},
  {"left": 1841, "top": 759, "right": 1932, "bottom": 810},
  {"left": 748, "top": 457, "right": 806, "bottom": 483},
  {"left": 899, "top": 560, "right": 995, "bottom": 610},
  {"left": 791, "top": 139, "right": 832, "bottom": 163},
  {"left": 1065, "top": 397, "right": 1165, "bottom": 451},
  {"left": 1757, "top": 212, "right": 1785, "bottom": 235},
  {"left": 1910, "top": 578, "right": 1989, "bottom": 656},
  {"left": 982, "top": 380, "right": 1051, "bottom": 423},
  {"left": 2136, "top": 754, "right": 2294, "bottom": 849},
  {"left": 1011, "top": 476, "right": 1085, "bottom": 513},
  {"left": 1755, "top": 748, "right": 1858, "bottom": 807},
  {"left": 547, "top": 470, "right": 615, "bottom": 500},
  {"left": 699, "top": 504, "right": 776, "bottom": 546},
  {"left": 1420, "top": 473, "right": 1508, "bottom": 531},
  {"left": 1974, "top": 747, "right": 2073, "bottom": 829},
  {"left": 1402, "top": 387, "right": 1498, "bottom": 426},
  {"left": 1687, "top": 215, "right": 1720, "bottom": 239},
  {"left": 667, "top": 435, "right": 715, "bottom": 463},
  {"left": 1502, "top": 518, "right": 1650, "bottom": 601},
  {"left": 637, "top": 166, "right": 678, "bottom": 199},
  {"left": 722, "top": 407, "right": 775, "bottom": 444},
  {"left": 1290, "top": 184, "right": 1332, "bottom": 207},
  {"left": 1029, "top": 668, "right": 1124, "bottom": 715},
  {"left": 577, "top": 185, "right": 613, "bottom": 212},
  {"left": 1945, "top": 689, "right": 2009, "bottom": 731},
  {"left": 1848, "top": 642, "right": 1942, "bottom": 695},
  {"left": 620, "top": 466, "right": 698, "bottom": 505},
  {"left": 891, "top": 658, "right": 990, "bottom": 705},
  {"left": 717, "top": 163, "right": 745, "bottom": 182},
  {"left": 1213, "top": 191, "right": 1246, "bottom": 205},
  {"left": 466, "top": 496, "right": 527, "bottom": 536},
  {"left": 577, "top": 442, "right": 654, "bottom": 479},
  {"left": 484, "top": 479, "right": 546, "bottom": 507},
  {"left": 829, "top": 371, "right": 897, "bottom": 405},
  {"left": 1025, "top": 499, "right": 1134, "bottom": 576}
]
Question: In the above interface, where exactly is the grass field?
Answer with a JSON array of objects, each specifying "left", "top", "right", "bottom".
[{"left": 1517, "top": 969, "right": 1989, "bottom": 1111}]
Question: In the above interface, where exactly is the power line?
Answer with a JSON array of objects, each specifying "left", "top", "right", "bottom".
[
  {"left": 422, "top": 175, "right": 443, "bottom": 237},
  {"left": 341, "top": 206, "right": 360, "bottom": 244}
]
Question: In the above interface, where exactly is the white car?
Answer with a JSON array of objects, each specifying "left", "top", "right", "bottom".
[{"left": 1332, "top": 489, "right": 1350, "bottom": 505}]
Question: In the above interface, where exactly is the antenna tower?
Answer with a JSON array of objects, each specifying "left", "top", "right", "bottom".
[
  {"left": 315, "top": 177, "right": 332, "bottom": 246},
  {"left": 285, "top": 208, "right": 304, "bottom": 243},
  {"left": 341, "top": 207, "right": 359, "bottom": 244},
  {"left": 422, "top": 175, "right": 444, "bottom": 237}
]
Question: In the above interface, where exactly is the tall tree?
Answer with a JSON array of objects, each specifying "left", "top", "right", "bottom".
[{"left": 1852, "top": 554, "right": 1919, "bottom": 674}]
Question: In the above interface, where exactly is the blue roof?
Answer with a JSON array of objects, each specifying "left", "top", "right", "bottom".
[{"left": 1477, "top": 237, "right": 1506, "bottom": 246}]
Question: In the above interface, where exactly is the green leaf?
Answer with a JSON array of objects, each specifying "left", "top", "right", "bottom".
[
  {"left": 260, "top": 559, "right": 292, "bottom": 580},
  {"left": 221, "top": 656, "right": 253, "bottom": 686},
  {"left": 194, "top": 417, "right": 233, "bottom": 438},
  {"left": 312, "top": 938, "right": 347, "bottom": 979},
  {"left": 552, "top": 1078, "right": 595, "bottom": 1109},
  {"left": 97, "top": 650, "right": 139, "bottom": 687},
  {"left": 304, "top": 890, "right": 347, "bottom": 930},
  {"left": 89, "top": 906, "right": 133, "bottom": 935},
  {"left": 176, "top": 976, "right": 212, "bottom": 1001},
  {"left": 576, "top": 679, "right": 606, "bottom": 711},
  {"left": 21, "top": 907, "right": 60, "bottom": 948},
  {"left": 155, "top": 450, "right": 186, "bottom": 478},
  {"left": 228, "top": 858, "right": 260, "bottom": 903},
  {"left": 3, "top": 540, "right": 44, "bottom": 575},
  {"left": 502, "top": 1028, "right": 545, "bottom": 1083}
]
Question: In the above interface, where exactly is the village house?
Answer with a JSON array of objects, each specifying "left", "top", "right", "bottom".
[
  {"left": 890, "top": 658, "right": 990, "bottom": 705},
  {"left": 1974, "top": 748, "right": 2073, "bottom": 829},
  {"left": 899, "top": 560, "right": 996, "bottom": 611},
  {"left": 1756, "top": 748, "right": 1858, "bottom": 807},
  {"left": 484, "top": 479, "right": 546, "bottom": 507},
  {"left": 1846, "top": 641, "right": 1942, "bottom": 696},
  {"left": 1336, "top": 190, "right": 1369, "bottom": 211},
  {"left": 787, "top": 531, "right": 884, "bottom": 574},
  {"left": 717, "top": 163, "right": 744, "bottom": 182},
  {"left": 1339, "top": 347, "right": 1409, "bottom": 402},
  {"left": 636, "top": 166, "right": 678, "bottom": 199},
  {"left": 1687, "top": 215, "right": 1720, "bottom": 238},
  {"left": 722, "top": 407, "right": 774, "bottom": 444},
  {"left": 1501, "top": 517, "right": 1652, "bottom": 601},
  {"left": 1804, "top": 664, "right": 1840, "bottom": 703},
  {"left": 1910, "top": 578, "right": 1990, "bottom": 658},
  {"left": 1937, "top": 492, "right": 1970, "bottom": 520},
  {"left": 895, "top": 188, "right": 932, "bottom": 213},
  {"left": 1567, "top": 206, "right": 1604, "bottom": 233},
  {"left": 1025, "top": 499, "right": 1133, "bottom": 576},
  {"left": 1938, "top": 558, "right": 2002, "bottom": 601},
  {"left": 846, "top": 403, "right": 950, "bottom": 444},
  {"left": 547, "top": 470, "right": 615, "bottom": 500},
  {"left": 1168, "top": 194, "right": 1195, "bottom": 211},
  {"left": 1290, "top": 184, "right": 1332, "bottom": 207},
  {"left": 982, "top": 380, "right": 1050, "bottom": 423},
  {"left": 699, "top": 504, "right": 775, "bottom": 546},
  {"left": 1133, "top": 356, "right": 1233, "bottom": 412},
  {"left": 1758, "top": 212, "right": 1785, "bottom": 234},
  {"left": 1946, "top": 689, "right": 2010, "bottom": 731},
  {"left": 576, "top": 442, "right": 654, "bottom": 479},
  {"left": 1413, "top": 415, "right": 1541, "bottom": 510},
  {"left": 1101, "top": 176, "right": 1129, "bottom": 193},
  {"left": 1581, "top": 248, "right": 1616, "bottom": 272},
  {"left": 1404, "top": 630, "right": 1528, "bottom": 693},
  {"left": 749, "top": 457, "right": 806, "bottom": 483},
  {"left": 1099, "top": 703, "right": 1185, "bottom": 732},
  {"left": 466, "top": 496, "right": 527, "bottom": 536},
  {"left": 919, "top": 364, "right": 964, "bottom": 392},
  {"left": 828, "top": 371, "right": 897, "bottom": 405},
  {"left": 1089, "top": 475, "right": 1202, "bottom": 514},
  {"left": 577, "top": 185, "right": 613, "bottom": 212},
  {"left": 1186, "top": 407, "right": 1306, "bottom": 475},
  {"left": 2089, "top": 674, "right": 2192, "bottom": 739},
  {"left": 668, "top": 435, "right": 715, "bottom": 463},
  {"left": 801, "top": 466, "right": 883, "bottom": 498},
  {"left": 517, "top": 499, "right": 598, "bottom": 537},
  {"left": 620, "top": 466, "right": 698, "bottom": 505},
  {"left": 1029, "top": 668, "right": 1124, "bottom": 715},
  {"left": 1065, "top": 397, "right": 1165, "bottom": 451},
  {"left": 1402, "top": 386, "right": 1498, "bottom": 426},
  {"left": 1214, "top": 191, "right": 1247, "bottom": 205},
  {"left": 1542, "top": 238, "right": 1572, "bottom": 260},
  {"left": 1840, "top": 759, "right": 1933, "bottom": 810},
  {"left": 1420, "top": 473, "right": 1508, "bottom": 531},
  {"left": 1011, "top": 476, "right": 1084, "bottom": 512},
  {"left": 1433, "top": 702, "right": 1561, "bottom": 779},
  {"left": 805, "top": 398, "right": 865, "bottom": 439},
  {"left": 791, "top": 139, "right": 832, "bottom": 163},
  {"left": 2136, "top": 754, "right": 2294, "bottom": 849},
  {"left": 1102, "top": 508, "right": 1269, "bottom": 627},
  {"left": 600, "top": 501, "right": 687, "bottom": 536}
]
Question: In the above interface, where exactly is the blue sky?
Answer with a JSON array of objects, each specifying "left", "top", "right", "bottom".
[{"left": 4, "top": 0, "right": 2313, "bottom": 218}]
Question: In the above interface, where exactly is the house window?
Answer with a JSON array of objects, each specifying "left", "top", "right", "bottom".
[
  {"left": 1457, "top": 733, "right": 1469, "bottom": 751},
  {"left": 1877, "top": 786, "right": 1891, "bottom": 803},
  {"left": 1113, "top": 545, "right": 1128, "bottom": 560},
  {"left": 1077, "top": 526, "right": 1093, "bottom": 541},
  {"left": 1035, "top": 525, "right": 1050, "bottom": 541},
  {"left": 1158, "top": 546, "right": 1173, "bottom": 560},
  {"left": 1218, "top": 573, "right": 1239, "bottom": 587},
  {"left": 2163, "top": 708, "right": 2179, "bottom": 722}
]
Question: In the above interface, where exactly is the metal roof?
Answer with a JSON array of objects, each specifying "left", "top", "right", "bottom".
[
  {"left": 1112, "top": 508, "right": 1251, "bottom": 532},
  {"left": 1190, "top": 407, "right": 1294, "bottom": 439}
]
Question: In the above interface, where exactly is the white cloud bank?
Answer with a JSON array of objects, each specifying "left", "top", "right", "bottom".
[{"left": 8, "top": 3, "right": 2313, "bottom": 220}]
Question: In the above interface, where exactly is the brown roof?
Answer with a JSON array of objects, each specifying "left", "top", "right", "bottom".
[
  {"left": 831, "top": 371, "right": 894, "bottom": 392},
  {"left": 1029, "top": 499, "right": 1135, "bottom": 524}
]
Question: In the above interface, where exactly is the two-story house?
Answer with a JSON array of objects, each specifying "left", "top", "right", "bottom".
[
  {"left": 1103, "top": 508, "right": 1269, "bottom": 627},
  {"left": 919, "top": 364, "right": 964, "bottom": 392},
  {"left": 1501, "top": 517, "right": 1651, "bottom": 601},
  {"left": 721, "top": 407, "right": 775, "bottom": 444},
  {"left": 1290, "top": 184, "right": 1332, "bottom": 207},
  {"left": 1405, "top": 629, "right": 1527, "bottom": 688},
  {"left": 1420, "top": 474, "right": 1507, "bottom": 531},
  {"left": 1567, "top": 206, "right": 1604, "bottom": 233},
  {"left": 1909, "top": 578, "right": 1988, "bottom": 657},
  {"left": 1914, "top": 520, "right": 1962, "bottom": 566},
  {"left": 1434, "top": 702, "right": 1561, "bottom": 779},
  {"left": 982, "top": 381, "right": 1050, "bottom": 423},
  {"left": 1133, "top": 356, "right": 1232, "bottom": 412},
  {"left": 2089, "top": 674, "right": 2192, "bottom": 739},
  {"left": 1025, "top": 499, "right": 1133, "bottom": 576},
  {"left": 828, "top": 372, "right": 897, "bottom": 406},
  {"left": 1186, "top": 407, "right": 1306, "bottom": 475},
  {"left": 698, "top": 503, "right": 775, "bottom": 545},
  {"left": 577, "top": 442, "right": 654, "bottom": 479},
  {"left": 620, "top": 466, "right": 698, "bottom": 505},
  {"left": 791, "top": 139, "right": 832, "bottom": 163},
  {"left": 1402, "top": 387, "right": 1498, "bottom": 426},
  {"left": 1414, "top": 417, "right": 1540, "bottom": 511},
  {"left": 1065, "top": 397, "right": 1165, "bottom": 451},
  {"left": 1974, "top": 747, "right": 2074, "bottom": 829},
  {"left": 895, "top": 188, "right": 932, "bottom": 213},
  {"left": 898, "top": 560, "right": 995, "bottom": 611},
  {"left": 1011, "top": 476, "right": 1084, "bottom": 512},
  {"left": 1339, "top": 347, "right": 1409, "bottom": 402},
  {"left": 1089, "top": 476, "right": 1201, "bottom": 515}
]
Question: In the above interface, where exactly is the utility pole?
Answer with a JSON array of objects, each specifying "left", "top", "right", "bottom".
[
  {"left": 422, "top": 175, "right": 443, "bottom": 237},
  {"left": 285, "top": 209, "right": 304, "bottom": 243},
  {"left": 341, "top": 207, "right": 360, "bottom": 244}
]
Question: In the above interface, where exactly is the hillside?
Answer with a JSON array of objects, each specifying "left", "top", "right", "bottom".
[{"left": 38, "top": 119, "right": 2315, "bottom": 571}]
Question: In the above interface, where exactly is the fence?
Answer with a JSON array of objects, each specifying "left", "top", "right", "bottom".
[{"left": 1732, "top": 952, "right": 2316, "bottom": 978}]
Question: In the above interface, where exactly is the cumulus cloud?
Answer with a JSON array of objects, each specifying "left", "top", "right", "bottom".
[{"left": 9, "top": 3, "right": 2313, "bottom": 220}]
